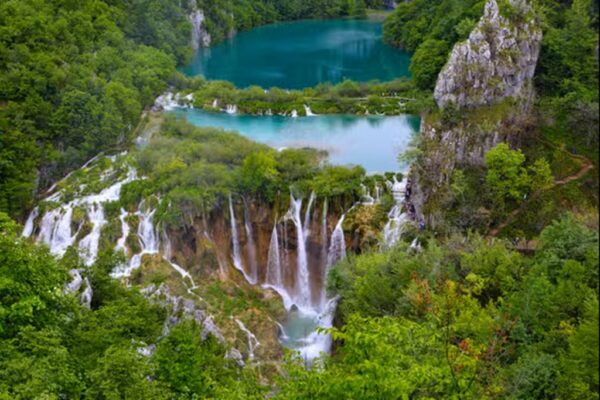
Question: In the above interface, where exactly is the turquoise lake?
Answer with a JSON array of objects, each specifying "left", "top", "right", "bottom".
[
  {"left": 181, "top": 19, "right": 411, "bottom": 89},
  {"left": 172, "top": 108, "right": 420, "bottom": 173}
]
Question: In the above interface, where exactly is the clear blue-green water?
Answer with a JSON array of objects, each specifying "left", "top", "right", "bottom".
[
  {"left": 181, "top": 19, "right": 411, "bottom": 89},
  {"left": 172, "top": 108, "right": 421, "bottom": 173}
]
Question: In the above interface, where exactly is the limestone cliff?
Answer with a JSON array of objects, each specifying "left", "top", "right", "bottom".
[
  {"left": 189, "top": 0, "right": 211, "bottom": 49},
  {"left": 410, "top": 0, "right": 542, "bottom": 227},
  {"left": 434, "top": 0, "right": 542, "bottom": 109}
]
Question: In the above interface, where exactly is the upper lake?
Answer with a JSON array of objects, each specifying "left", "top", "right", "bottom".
[{"left": 181, "top": 19, "right": 411, "bottom": 89}]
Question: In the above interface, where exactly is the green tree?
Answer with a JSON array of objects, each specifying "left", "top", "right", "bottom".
[
  {"left": 410, "top": 39, "right": 450, "bottom": 90},
  {"left": 484, "top": 143, "right": 531, "bottom": 211}
]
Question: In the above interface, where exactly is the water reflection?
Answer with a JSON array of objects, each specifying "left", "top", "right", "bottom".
[{"left": 181, "top": 19, "right": 411, "bottom": 89}]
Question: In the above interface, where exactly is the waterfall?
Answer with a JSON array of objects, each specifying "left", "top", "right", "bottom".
[
  {"left": 229, "top": 195, "right": 254, "bottom": 283},
  {"left": 320, "top": 198, "right": 329, "bottom": 262},
  {"left": 22, "top": 207, "right": 38, "bottom": 237},
  {"left": 138, "top": 207, "right": 158, "bottom": 254},
  {"left": 212, "top": 99, "right": 218, "bottom": 108},
  {"left": 374, "top": 184, "right": 382, "bottom": 204},
  {"left": 266, "top": 224, "right": 282, "bottom": 287},
  {"left": 65, "top": 269, "right": 84, "bottom": 295},
  {"left": 162, "top": 229, "right": 196, "bottom": 288},
  {"left": 289, "top": 196, "right": 310, "bottom": 308},
  {"left": 323, "top": 215, "right": 346, "bottom": 309},
  {"left": 304, "top": 105, "right": 316, "bottom": 116},
  {"left": 225, "top": 104, "right": 237, "bottom": 114},
  {"left": 115, "top": 208, "right": 129, "bottom": 252},
  {"left": 291, "top": 109, "right": 298, "bottom": 118},
  {"left": 80, "top": 277, "right": 93, "bottom": 308},
  {"left": 235, "top": 319, "right": 260, "bottom": 361},
  {"left": 327, "top": 215, "right": 346, "bottom": 268},
  {"left": 243, "top": 199, "right": 258, "bottom": 284},
  {"left": 303, "top": 191, "right": 316, "bottom": 240},
  {"left": 111, "top": 200, "right": 158, "bottom": 278},
  {"left": 361, "top": 184, "right": 375, "bottom": 205},
  {"left": 37, "top": 206, "right": 75, "bottom": 257},
  {"left": 78, "top": 203, "right": 106, "bottom": 266},
  {"left": 382, "top": 177, "right": 409, "bottom": 248},
  {"left": 65, "top": 269, "right": 92, "bottom": 308},
  {"left": 28, "top": 165, "right": 137, "bottom": 265}
]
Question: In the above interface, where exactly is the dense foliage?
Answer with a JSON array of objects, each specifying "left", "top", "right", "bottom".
[
  {"left": 275, "top": 216, "right": 599, "bottom": 399},
  {"left": 0, "top": 213, "right": 265, "bottom": 399},
  {"left": 0, "top": 0, "right": 189, "bottom": 219},
  {"left": 2, "top": 208, "right": 597, "bottom": 398},
  {"left": 198, "top": 0, "right": 371, "bottom": 42},
  {"left": 185, "top": 78, "right": 432, "bottom": 116}
]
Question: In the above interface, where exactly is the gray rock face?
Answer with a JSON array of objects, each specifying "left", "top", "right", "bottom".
[
  {"left": 434, "top": 0, "right": 542, "bottom": 109},
  {"left": 409, "top": 0, "right": 541, "bottom": 228},
  {"left": 189, "top": 1, "right": 211, "bottom": 49}
]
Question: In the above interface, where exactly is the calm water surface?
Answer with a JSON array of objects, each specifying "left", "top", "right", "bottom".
[
  {"left": 172, "top": 108, "right": 420, "bottom": 173},
  {"left": 182, "top": 19, "right": 411, "bottom": 89}
]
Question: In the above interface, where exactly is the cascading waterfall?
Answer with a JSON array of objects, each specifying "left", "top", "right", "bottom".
[
  {"left": 304, "top": 105, "right": 316, "bottom": 116},
  {"left": 115, "top": 208, "right": 129, "bottom": 252},
  {"left": 289, "top": 196, "right": 310, "bottom": 308},
  {"left": 65, "top": 269, "right": 93, "bottom": 308},
  {"left": 243, "top": 199, "right": 258, "bottom": 284},
  {"left": 27, "top": 166, "right": 137, "bottom": 264},
  {"left": 80, "top": 278, "right": 93, "bottom": 308},
  {"left": 225, "top": 104, "right": 238, "bottom": 114},
  {"left": 266, "top": 224, "right": 282, "bottom": 288},
  {"left": 291, "top": 109, "right": 298, "bottom": 118},
  {"left": 234, "top": 319, "right": 260, "bottom": 361},
  {"left": 22, "top": 207, "right": 38, "bottom": 237},
  {"left": 382, "top": 177, "right": 409, "bottom": 248},
  {"left": 327, "top": 215, "right": 346, "bottom": 268},
  {"left": 111, "top": 200, "right": 159, "bottom": 278},
  {"left": 229, "top": 195, "right": 255, "bottom": 284},
  {"left": 78, "top": 203, "right": 106, "bottom": 266},
  {"left": 162, "top": 229, "right": 196, "bottom": 288},
  {"left": 37, "top": 206, "right": 76, "bottom": 257},
  {"left": 303, "top": 191, "right": 316, "bottom": 240}
]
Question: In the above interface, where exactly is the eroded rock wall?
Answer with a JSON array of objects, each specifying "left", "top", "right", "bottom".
[
  {"left": 410, "top": 0, "right": 542, "bottom": 227},
  {"left": 434, "top": 0, "right": 542, "bottom": 109}
]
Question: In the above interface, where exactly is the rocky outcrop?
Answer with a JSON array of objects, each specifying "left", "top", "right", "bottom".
[
  {"left": 434, "top": 0, "right": 542, "bottom": 109},
  {"left": 189, "top": 1, "right": 211, "bottom": 49},
  {"left": 410, "top": 0, "right": 541, "bottom": 227}
]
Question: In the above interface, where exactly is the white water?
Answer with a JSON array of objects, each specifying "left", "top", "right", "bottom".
[
  {"left": 162, "top": 229, "right": 196, "bottom": 288},
  {"left": 80, "top": 277, "right": 93, "bottom": 308},
  {"left": 27, "top": 166, "right": 137, "bottom": 265},
  {"left": 382, "top": 177, "right": 409, "bottom": 248},
  {"left": 235, "top": 318, "right": 260, "bottom": 361},
  {"left": 243, "top": 199, "right": 258, "bottom": 284},
  {"left": 289, "top": 196, "right": 310, "bottom": 308},
  {"left": 225, "top": 104, "right": 238, "bottom": 114},
  {"left": 78, "top": 203, "right": 106, "bottom": 266},
  {"left": 327, "top": 215, "right": 346, "bottom": 268},
  {"left": 22, "top": 207, "right": 38, "bottom": 237},
  {"left": 111, "top": 200, "right": 159, "bottom": 278},
  {"left": 65, "top": 269, "right": 92, "bottom": 308},
  {"left": 115, "top": 208, "right": 129, "bottom": 252},
  {"left": 291, "top": 109, "right": 298, "bottom": 118},
  {"left": 304, "top": 105, "right": 316, "bottom": 117},
  {"left": 229, "top": 195, "right": 256, "bottom": 284},
  {"left": 303, "top": 191, "right": 316, "bottom": 240},
  {"left": 37, "top": 207, "right": 75, "bottom": 257},
  {"left": 266, "top": 225, "right": 282, "bottom": 288}
]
